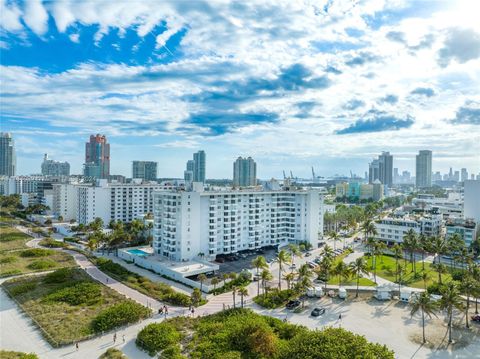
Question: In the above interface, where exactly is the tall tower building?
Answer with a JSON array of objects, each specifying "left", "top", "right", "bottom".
[
  {"left": 193, "top": 150, "right": 206, "bottom": 183},
  {"left": 233, "top": 156, "right": 257, "bottom": 187},
  {"left": 378, "top": 151, "right": 393, "bottom": 187},
  {"left": 84, "top": 134, "right": 110, "bottom": 179},
  {"left": 461, "top": 168, "right": 468, "bottom": 182},
  {"left": 132, "top": 161, "right": 157, "bottom": 181},
  {"left": 41, "top": 153, "right": 70, "bottom": 176},
  {"left": 368, "top": 159, "right": 380, "bottom": 184},
  {"left": 415, "top": 150, "right": 432, "bottom": 188},
  {"left": 0, "top": 133, "right": 16, "bottom": 176}
]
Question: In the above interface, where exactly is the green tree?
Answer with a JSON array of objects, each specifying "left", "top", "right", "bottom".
[
  {"left": 410, "top": 292, "right": 438, "bottom": 344},
  {"left": 329, "top": 230, "right": 340, "bottom": 251},
  {"left": 430, "top": 236, "right": 448, "bottom": 265},
  {"left": 460, "top": 277, "right": 476, "bottom": 328},
  {"left": 440, "top": 282, "right": 464, "bottom": 344},
  {"left": 274, "top": 249, "right": 291, "bottom": 290},
  {"left": 252, "top": 255, "right": 268, "bottom": 296},
  {"left": 349, "top": 257, "right": 369, "bottom": 297},
  {"left": 211, "top": 277, "right": 220, "bottom": 295},
  {"left": 333, "top": 261, "right": 350, "bottom": 287},
  {"left": 191, "top": 288, "right": 202, "bottom": 306},
  {"left": 392, "top": 243, "right": 403, "bottom": 282},
  {"left": 238, "top": 287, "right": 249, "bottom": 308},
  {"left": 260, "top": 269, "right": 273, "bottom": 298},
  {"left": 198, "top": 274, "right": 207, "bottom": 293}
]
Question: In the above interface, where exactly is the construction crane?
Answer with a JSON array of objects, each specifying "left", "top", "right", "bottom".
[
  {"left": 312, "top": 166, "right": 315, "bottom": 180},
  {"left": 290, "top": 170, "right": 294, "bottom": 179},
  {"left": 283, "top": 170, "right": 287, "bottom": 180}
]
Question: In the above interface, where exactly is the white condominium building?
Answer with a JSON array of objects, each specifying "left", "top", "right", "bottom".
[
  {"left": 374, "top": 214, "right": 442, "bottom": 244},
  {"left": 53, "top": 179, "right": 165, "bottom": 224},
  {"left": 153, "top": 185, "right": 323, "bottom": 262}
]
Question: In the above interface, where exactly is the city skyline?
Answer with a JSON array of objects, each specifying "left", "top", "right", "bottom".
[{"left": 1, "top": 0, "right": 479, "bottom": 177}]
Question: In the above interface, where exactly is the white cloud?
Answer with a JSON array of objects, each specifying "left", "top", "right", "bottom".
[
  {"left": 0, "top": 0, "right": 23, "bottom": 32},
  {"left": 23, "top": 0, "right": 49, "bottom": 35}
]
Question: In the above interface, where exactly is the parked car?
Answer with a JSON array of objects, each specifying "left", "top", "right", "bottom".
[
  {"left": 311, "top": 307, "right": 325, "bottom": 317},
  {"left": 216, "top": 258, "right": 225, "bottom": 263},
  {"left": 290, "top": 263, "right": 297, "bottom": 269},
  {"left": 472, "top": 315, "right": 480, "bottom": 322},
  {"left": 286, "top": 300, "right": 301, "bottom": 309},
  {"left": 305, "top": 252, "right": 312, "bottom": 257}
]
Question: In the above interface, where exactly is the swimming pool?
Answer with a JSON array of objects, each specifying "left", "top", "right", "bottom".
[{"left": 127, "top": 249, "right": 149, "bottom": 257}]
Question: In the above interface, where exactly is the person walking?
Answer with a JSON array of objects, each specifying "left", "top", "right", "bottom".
[
  {"left": 338, "top": 313, "right": 342, "bottom": 320},
  {"left": 113, "top": 333, "right": 117, "bottom": 343},
  {"left": 122, "top": 334, "right": 125, "bottom": 343},
  {"left": 75, "top": 342, "right": 79, "bottom": 351}
]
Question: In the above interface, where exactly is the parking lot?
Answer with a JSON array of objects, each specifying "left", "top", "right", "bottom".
[{"left": 215, "top": 248, "right": 278, "bottom": 276}]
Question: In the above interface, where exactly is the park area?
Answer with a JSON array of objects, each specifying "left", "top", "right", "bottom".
[
  {"left": 365, "top": 254, "right": 458, "bottom": 289},
  {"left": 1, "top": 268, "right": 151, "bottom": 346},
  {"left": 0, "top": 225, "right": 31, "bottom": 252}
]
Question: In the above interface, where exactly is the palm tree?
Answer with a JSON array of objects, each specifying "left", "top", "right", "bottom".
[
  {"left": 440, "top": 282, "right": 464, "bottom": 344},
  {"left": 211, "top": 277, "right": 220, "bottom": 295},
  {"left": 321, "top": 244, "right": 334, "bottom": 260},
  {"left": 433, "top": 262, "right": 446, "bottom": 284},
  {"left": 361, "top": 219, "right": 376, "bottom": 242},
  {"left": 395, "top": 264, "right": 405, "bottom": 294},
  {"left": 297, "top": 263, "right": 313, "bottom": 284},
  {"left": 366, "top": 237, "right": 377, "bottom": 258},
  {"left": 377, "top": 241, "right": 387, "bottom": 263},
  {"left": 430, "top": 236, "right": 448, "bottom": 265},
  {"left": 222, "top": 273, "right": 229, "bottom": 288},
  {"left": 349, "top": 257, "right": 369, "bottom": 297},
  {"left": 418, "top": 234, "right": 427, "bottom": 271},
  {"left": 317, "top": 256, "right": 333, "bottom": 291},
  {"left": 329, "top": 231, "right": 340, "bottom": 251},
  {"left": 371, "top": 242, "right": 383, "bottom": 283},
  {"left": 198, "top": 274, "right": 207, "bottom": 293},
  {"left": 333, "top": 261, "right": 350, "bottom": 287},
  {"left": 274, "top": 249, "right": 291, "bottom": 290},
  {"left": 232, "top": 285, "right": 237, "bottom": 309},
  {"left": 288, "top": 244, "right": 301, "bottom": 268},
  {"left": 410, "top": 292, "right": 438, "bottom": 344},
  {"left": 392, "top": 243, "right": 403, "bottom": 282},
  {"left": 403, "top": 229, "right": 417, "bottom": 272},
  {"left": 422, "top": 272, "right": 429, "bottom": 290},
  {"left": 238, "top": 287, "right": 249, "bottom": 308},
  {"left": 252, "top": 256, "right": 268, "bottom": 296},
  {"left": 283, "top": 272, "right": 296, "bottom": 290},
  {"left": 260, "top": 269, "right": 273, "bottom": 298},
  {"left": 460, "top": 277, "right": 476, "bottom": 328}
]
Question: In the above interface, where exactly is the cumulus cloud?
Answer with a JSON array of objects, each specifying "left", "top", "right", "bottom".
[
  {"left": 23, "top": 0, "right": 49, "bottom": 35},
  {"left": 378, "top": 94, "right": 398, "bottom": 104},
  {"left": 450, "top": 101, "right": 480, "bottom": 125},
  {"left": 438, "top": 28, "right": 480, "bottom": 67},
  {"left": 336, "top": 113, "right": 414, "bottom": 134},
  {"left": 410, "top": 87, "right": 435, "bottom": 97}
]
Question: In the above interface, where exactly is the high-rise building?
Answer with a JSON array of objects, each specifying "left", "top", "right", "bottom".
[
  {"left": 153, "top": 187, "right": 323, "bottom": 261},
  {"left": 378, "top": 151, "right": 393, "bottom": 187},
  {"left": 415, "top": 150, "right": 432, "bottom": 188},
  {"left": 132, "top": 161, "right": 157, "bottom": 181},
  {"left": 233, "top": 156, "right": 257, "bottom": 187},
  {"left": 368, "top": 159, "right": 380, "bottom": 184},
  {"left": 193, "top": 150, "right": 206, "bottom": 183},
  {"left": 0, "top": 132, "right": 16, "bottom": 176},
  {"left": 41, "top": 154, "right": 70, "bottom": 176},
  {"left": 393, "top": 168, "right": 399, "bottom": 184},
  {"left": 84, "top": 134, "right": 110, "bottom": 179},
  {"left": 464, "top": 180, "right": 480, "bottom": 223},
  {"left": 454, "top": 171, "right": 460, "bottom": 182},
  {"left": 461, "top": 168, "right": 468, "bottom": 182}
]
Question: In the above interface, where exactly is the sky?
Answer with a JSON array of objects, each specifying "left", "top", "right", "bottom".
[{"left": 1, "top": 0, "right": 479, "bottom": 179}]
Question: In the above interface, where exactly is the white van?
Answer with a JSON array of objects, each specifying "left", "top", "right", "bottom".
[
  {"left": 338, "top": 287, "right": 347, "bottom": 299},
  {"left": 315, "top": 286, "right": 324, "bottom": 297}
]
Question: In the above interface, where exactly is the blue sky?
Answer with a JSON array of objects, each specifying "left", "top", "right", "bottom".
[{"left": 1, "top": 0, "right": 479, "bottom": 179}]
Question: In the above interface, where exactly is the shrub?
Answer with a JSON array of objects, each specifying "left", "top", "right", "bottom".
[
  {"left": 8, "top": 282, "right": 37, "bottom": 296},
  {"left": 136, "top": 322, "right": 182, "bottom": 356},
  {"left": 427, "top": 282, "right": 446, "bottom": 295},
  {"left": 450, "top": 270, "right": 464, "bottom": 281},
  {"left": 0, "top": 256, "right": 17, "bottom": 264},
  {"left": 163, "top": 292, "right": 193, "bottom": 307},
  {"left": 162, "top": 345, "right": 186, "bottom": 359},
  {"left": 92, "top": 301, "right": 151, "bottom": 332},
  {"left": 44, "top": 268, "right": 75, "bottom": 283},
  {"left": 253, "top": 289, "right": 297, "bottom": 309},
  {"left": 0, "top": 351, "right": 39, "bottom": 359},
  {"left": 20, "top": 249, "right": 54, "bottom": 258},
  {"left": 39, "top": 238, "right": 67, "bottom": 248},
  {"left": 27, "top": 260, "right": 56, "bottom": 270},
  {"left": 99, "top": 348, "right": 127, "bottom": 359},
  {"left": 1, "top": 269, "right": 21, "bottom": 276},
  {"left": 44, "top": 282, "right": 101, "bottom": 305}
]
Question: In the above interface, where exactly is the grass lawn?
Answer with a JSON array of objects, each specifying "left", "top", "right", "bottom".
[
  {"left": 0, "top": 226, "right": 31, "bottom": 252},
  {"left": 0, "top": 248, "right": 76, "bottom": 277},
  {"left": 365, "top": 254, "right": 454, "bottom": 289},
  {"left": 328, "top": 277, "right": 376, "bottom": 286},
  {"left": 2, "top": 268, "right": 150, "bottom": 346}
]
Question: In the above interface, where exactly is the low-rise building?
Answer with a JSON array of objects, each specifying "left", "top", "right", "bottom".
[
  {"left": 445, "top": 218, "right": 478, "bottom": 248},
  {"left": 374, "top": 213, "right": 442, "bottom": 244}
]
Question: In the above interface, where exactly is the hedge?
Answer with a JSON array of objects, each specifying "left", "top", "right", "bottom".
[
  {"left": 136, "top": 322, "right": 182, "bottom": 356},
  {"left": 92, "top": 301, "right": 151, "bottom": 332},
  {"left": 44, "top": 282, "right": 102, "bottom": 306}
]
